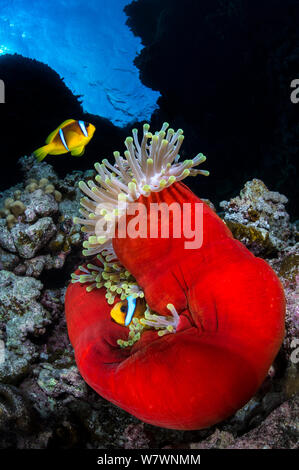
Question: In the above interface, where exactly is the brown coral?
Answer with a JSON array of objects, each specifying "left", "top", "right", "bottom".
[{"left": 0, "top": 178, "right": 62, "bottom": 229}]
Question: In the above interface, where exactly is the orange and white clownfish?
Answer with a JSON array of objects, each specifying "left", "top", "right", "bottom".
[
  {"left": 110, "top": 296, "right": 146, "bottom": 327},
  {"left": 33, "top": 119, "right": 96, "bottom": 162}
]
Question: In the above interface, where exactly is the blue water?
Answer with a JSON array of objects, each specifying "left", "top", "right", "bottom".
[{"left": 0, "top": 0, "right": 160, "bottom": 126}]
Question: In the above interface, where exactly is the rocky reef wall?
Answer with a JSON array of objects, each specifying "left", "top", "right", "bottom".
[{"left": 0, "top": 156, "right": 297, "bottom": 449}]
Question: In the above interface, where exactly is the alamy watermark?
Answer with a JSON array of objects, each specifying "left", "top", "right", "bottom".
[
  {"left": 0, "top": 79, "right": 4, "bottom": 103},
  {"left": 290, "top": 338, "right": 299, "bottom": 364},
  {"left": 95, "top": 201, "right": 204, "bottom": 250},
  {"left": 290, "top": 79, "right": 299, "bottom": 103}
]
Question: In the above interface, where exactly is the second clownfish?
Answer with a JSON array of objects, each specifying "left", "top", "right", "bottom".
[
  {"left": 111, "top": 296, "right": 146, "bottom": 326},
  {"left": 33, "top": 119, "right": 96, "bottom": 162}
]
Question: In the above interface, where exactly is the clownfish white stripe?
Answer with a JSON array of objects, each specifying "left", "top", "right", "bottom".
[
  {"left": 78, "top": 120, "right": 88, "bottom": 137},
  {"left": 125, "top": 295, "right": 137, "bottom": 326},
  {"left": 59, "top": 128, "right": 69, "bottom": 151}
]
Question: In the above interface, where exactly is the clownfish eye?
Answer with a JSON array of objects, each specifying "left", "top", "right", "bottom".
[
  {"left": 120, "top": 305, "right": 127, "bottom": 313},
  {"left": 84, "top": 122, "right": 89, "bottom": 128}
]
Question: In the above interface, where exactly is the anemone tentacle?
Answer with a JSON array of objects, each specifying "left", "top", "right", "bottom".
[
  {"left": 71, "top": 252, "right": 145, "bottom": 304},
  {"left": 116, "top": 303, "right": 181, "bottom": 348}
]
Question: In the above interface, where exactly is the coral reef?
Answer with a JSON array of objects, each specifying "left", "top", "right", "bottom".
[
  {"left": 0, "top": 178, "right": 62, "bottom": 230},
  {"left": 190, "top": 394, "right": 299, "bottom": 449},
  {"left": 219, "top": 179, "right": 292, "bottom": 256},
  {"left": 0, "top": 270, "right": 50, "bottom": 384},
  {"left": 0, "top": 155, "right": 297, "bottom": 448}
]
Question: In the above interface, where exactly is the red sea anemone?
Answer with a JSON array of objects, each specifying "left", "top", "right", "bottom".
[{"left": 65, "top": 123, "right": 285, "bottom": 430}]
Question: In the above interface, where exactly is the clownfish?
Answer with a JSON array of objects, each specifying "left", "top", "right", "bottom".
[
  {"left": 33, "top": 119, "right": 96, "bottom": 162},
  {"left": 110, "top": 296, "right": 146, "bottom": 326}
]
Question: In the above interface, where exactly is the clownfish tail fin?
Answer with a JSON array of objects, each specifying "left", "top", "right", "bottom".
[{"left": 32, "top": 144, "right": 51, "bottom": 162}]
